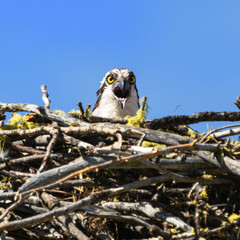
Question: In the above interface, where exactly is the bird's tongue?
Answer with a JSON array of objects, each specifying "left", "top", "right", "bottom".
[
  {"left": 113, "top": 86, "right": 129, "bottom": 109},
  {"left": 117, "top": 97, "right": 127, "bottom": 109},
  {"left": 119, "top": 98, "right": 126, "bottom": 103}
]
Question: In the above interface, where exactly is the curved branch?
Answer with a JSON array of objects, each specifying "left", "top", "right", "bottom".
[{"left": 144, "top": 111, "right": 240, "bottom": 129}]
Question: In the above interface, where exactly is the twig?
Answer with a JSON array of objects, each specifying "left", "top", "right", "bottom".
[
  {"left": 0, "top": 194, "right": 26, "bottom": 222},
  {"left": 194, "top": 208, "right": 201, "bottom": 239},
  {"left": 11, "top": 143, "right": 45, "bottom": 155},
  {"left": 141, "top": 95, "right": 148, "bottom": 111},
  {"left": 84, "top": 104, "right": 91, "bottom": 120},
  {"left": 98, "top": 201, "right": 192, "bottom": 232},
  {"left": 82, "top": 205, "right": 166, "bottom": 238},
  {"left": 137, "top": 133, "right": 146, "bottom": 146},
  {"left": 38, "top": 123, "right": 59, "bottom": 173},
  {"left": 200, "top": 123, "right": 240, "bottom": 142},
  {"left": 41, "top": 85, "right": 51, "bottom": 109},
  {"left": 235, "top": 96, "right": 240, "bottom": 110},
  {"left": 211, "top": 127, "right": 240, "bottom": 139},
  {"left": 195, "top": 151, "right": 240, "bottom": 177},
  {"left": 77, "top": 101, "right": 85, "bottom": 116},
  {"left": 0, "top": 175, "right": 172, "bottom": 231},
  {"left": 9, "top": 170, "right": 35, "bottom": 178},
  {"left": 41, "top": 192, "right": 89, "bottom": 240},
  {"left": 0, "top": 153, "right": 63, "bottom": 170},
  {"left": 21, "top": 141, "right": 196, "bottom": 193},
  {"left": 0, "top": 111, "right": 6, "bottom": 127},
  {"left": 19, "top": 140, "right": 231, "bottom": 193}
]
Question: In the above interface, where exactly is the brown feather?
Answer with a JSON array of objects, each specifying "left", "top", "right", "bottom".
[
  {"left": 92, "top": 82, "right": 107, "bottom": 112},
  {"left": 134, "top": 85, "right": 140, "bottom": 109}
]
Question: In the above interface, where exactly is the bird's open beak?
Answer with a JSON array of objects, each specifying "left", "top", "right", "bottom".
[{"left": 113, "top": 79, "right": 130, "bottom": 109}]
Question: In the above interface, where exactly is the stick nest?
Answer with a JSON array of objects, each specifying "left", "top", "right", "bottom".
[{"left": 1, "top": 92, "right": 240, "bottom": 239}]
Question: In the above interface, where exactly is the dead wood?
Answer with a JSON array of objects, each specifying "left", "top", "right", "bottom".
[
  {"left": 144, "top": 111, "right": 240, "bottom": 129},
  {"left": 1, "top": 95, "right": 240, "bottom": 239}
]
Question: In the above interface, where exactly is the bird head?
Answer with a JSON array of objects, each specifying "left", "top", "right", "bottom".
[
  {"left": 93, "top": 68, "right": 139, "bottom": 118},
  {"left": 103, "top": 68, "right": 137, "bottom": 109}
]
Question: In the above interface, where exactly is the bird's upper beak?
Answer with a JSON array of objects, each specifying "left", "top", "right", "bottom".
[{"left": 113, "top": 78, "right": 130, "bottom": 109}]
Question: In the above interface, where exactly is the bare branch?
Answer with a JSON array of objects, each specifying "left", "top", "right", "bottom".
[{"left": 41, "top": 85, "right": 51, "bottom": 109}]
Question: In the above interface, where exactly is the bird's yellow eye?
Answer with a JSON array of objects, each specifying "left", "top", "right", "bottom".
[
  {"left": 107, "top": 76, "right": 114, "bottom": 84},
  {"left": 130, "top": 76, "right": 135, "bottom": 84}
]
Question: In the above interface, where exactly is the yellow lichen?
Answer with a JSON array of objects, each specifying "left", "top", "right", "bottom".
[
  {"left": 84, "top": 109, "right": 92, "bottom": 121},
  {"left": 126, "top": 108, "right": 146, "bottom": 127},
  {"left": 228, "top": 213, "right": 240, "bottom": 223},
  {"left": 0, "top": 184, "right": 9, "bottom": 190},
  {"left": 205, "top": 203, "right": 211, "bottom": 210},
  {"left": 141, "top": 141, "right": 166, "bottom": 149},
  {"left": 1, "top": 113, "right": 41, "bottom": 130},
  {"left": 55, "top": 110, "right": 66, "bottom": 114},
  {"left": 141, "top": 141, "right": 154, "bottom": 147},
  {"left": 1, "top": 176, "right": 10, "bottom": 182},
  {"left": 0, "top": 136, "right": 7, "bottom": 148},
  {"left": 170, "top": 228, "right": 178, "bottom": 234},
  {"left": 68, "top": 109, "right": 83, "bottom": 119},
  {"left": 200, "top": 188, "right": 209, "bottom": 200},
  {"left": 125, "top": 96, "right": 149, "bottom": 127},
  {"left": 220, "top": 149, "right": 225, "bottom": 158},
  {"left": 187, "top": 126, "right": 197, "bottom": 138},
  {"left": 157, "top": 128, "right": 176, "bottom": 134},
  {"left": 192, "top": 199, "right": 200, "bottom": 207},
  {"left": 199, "top": 228, "right": 209, "bottom": 234},
  {"left": 85, "top": 177, "right": 94, "bottom": 181},
  {"left": 223, "top": 147, "right": 231, "bottom": 152},
  {"left": 107, "top": 136, "right": 114, "bottom": 142},
  {"left": 68, "top": 109, "right": 82, "bottom": 114},
  {"left": 202, "top": 174, "right": 213, "bottom": 179},
  {"left": 23, "top": 115, "right": 41, "bottom": 129},
  {"left": 9, "top": 113, "right": 22, "bottom": 127},
  {"left": 202, "top": 210, "right": 208, "bottom": 216},
  {"left": 221, "top": 221, "right": 228, "bottom": 226}
]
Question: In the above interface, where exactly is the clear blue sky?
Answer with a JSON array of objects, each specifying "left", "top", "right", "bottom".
[{"left": 1, "top": 1, "right": 240, "bottom": 132}]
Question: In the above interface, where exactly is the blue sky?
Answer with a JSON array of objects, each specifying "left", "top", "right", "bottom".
[{"left": 1, "top": 1, "right": 240, "bottom": 132}]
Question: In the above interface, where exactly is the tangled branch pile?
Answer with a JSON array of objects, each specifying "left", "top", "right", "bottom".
[{"left": 1, "top": 88, "right": 240, "bottom": 239}]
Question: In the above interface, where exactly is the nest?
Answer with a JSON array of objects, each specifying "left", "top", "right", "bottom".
[{"left": 1, "top": 87, "right": 240, "bottom": 239}]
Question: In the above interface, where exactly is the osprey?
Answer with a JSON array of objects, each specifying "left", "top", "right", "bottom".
[{"left": 92, "top": 68, "right": 139, "bottom": 118}]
